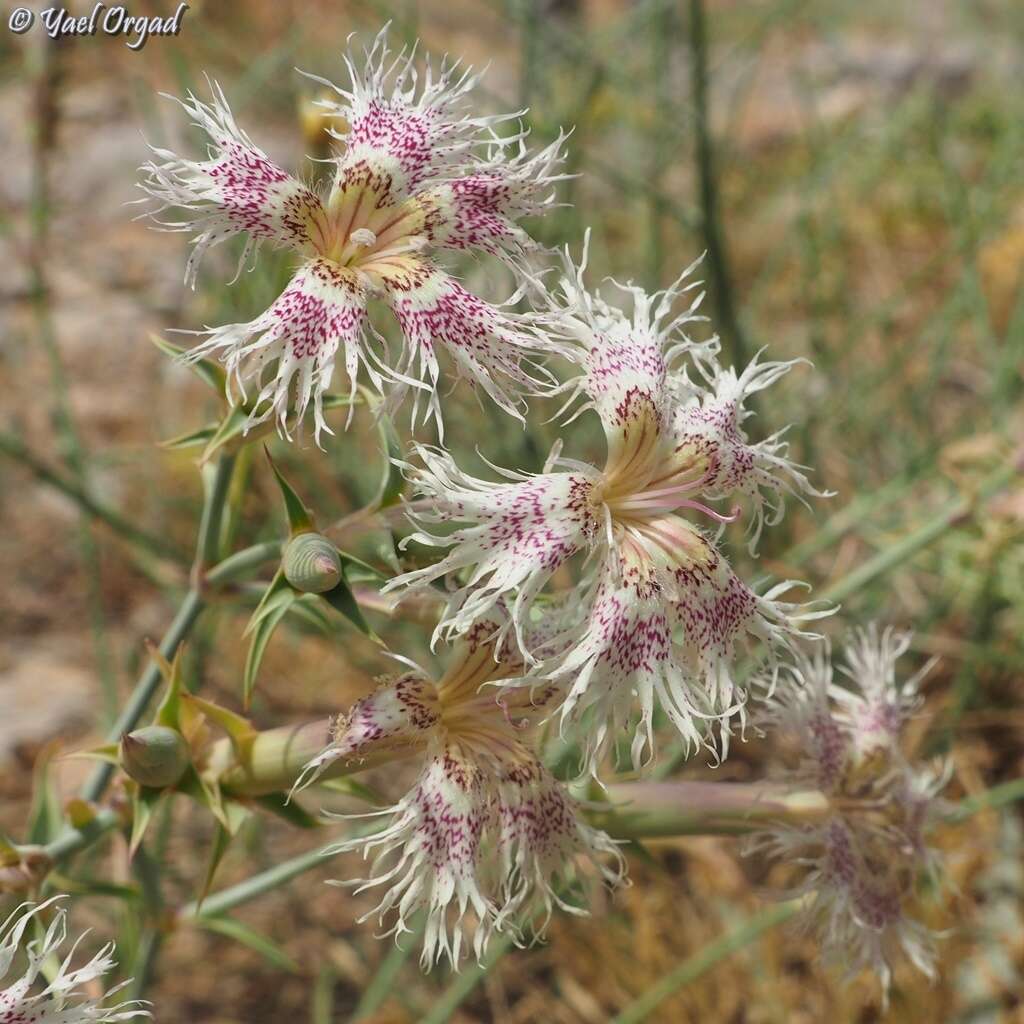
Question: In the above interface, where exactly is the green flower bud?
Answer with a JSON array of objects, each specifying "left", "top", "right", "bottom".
[
  {"left": 282, "top": 532, "right": 342, "bottom": 594},
  {"left": 120, "top": 725, "right": 190, "bottom": 788}
]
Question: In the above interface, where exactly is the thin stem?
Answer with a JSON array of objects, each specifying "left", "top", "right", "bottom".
[
  {"left": 79, "top": 589, "right": 206, "bottom": 802},
  {"left": 420, "top": 934, "right": 517, "bottom": 1024},
  {"left": 181, "top": 843, "right": 334, "bottom": 919},
  {"left": 594, "top": 782, "right": 830, "bottom": 838},
  {"left": 820, "top": 461, "right": 1017, "bottom": 604},
  {"left": 78, "top": 453, "right": 238, "bottom": 803},
  {"left": 41, "top": 807, "right": 122, "bottom": 862},
  {"left": 609, "top": 900, "right": 802, "bottom": 1024},
  {"left": 196, "top": 454, "right": 238, "bottom": 571},
  {"left": 41, "top": 774, "right": 1023, "bottom": 872},
  {"left": 206, "top": 540, "right": 283, "bottom": 587},
  {"left": 0, "top": 432, "right": 186, "bottom": 564},
  {"left": 689, "top": 0, "right": 748, "bottom": 369},
  {"left": 349, "top": 913, "right": 426, "bottom": 1021}
]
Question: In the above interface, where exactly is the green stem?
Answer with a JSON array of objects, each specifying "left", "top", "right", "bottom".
[
  {"left": 79, "top": 589, "right": 206, "bottom": 802},
  {"left": 349, "top": 913, "right": 426, "bottom": 1021},
  {"left": 0, "top": 431, "right": 186, "bottom": 564},
  {"left": 206, "top": 540, "right": 283, "bottom": 586},
  {"left": 421, "top": 934, "right": 517, "bottom": 1024},
  {"left": 196, "top": 454, "right": 238, "bottom": 571},
  {"left": 609, "top": 901, "right": 802, "bottom": 1024},
  {"left": 594, "top": 782, "right": 830, "bottom": 838},
  {"left": 820, "top": 462, "right": 1017, "bottom": 604},
  {"left": 181, "top": 843, "right": 334, "bottom": 919},
  {"left": 78, "top": 453, "right": 237, "bottom": 803},
  {"left": 689, "top": 0, "right": 747, "bottom": 369}
]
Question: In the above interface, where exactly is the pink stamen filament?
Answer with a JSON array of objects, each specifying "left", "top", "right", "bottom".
[{"left": 613, "top": 479, "right": 739, "bottom": 523}]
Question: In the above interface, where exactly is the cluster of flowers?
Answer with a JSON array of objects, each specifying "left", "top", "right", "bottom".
[{"left": 135, "top": 25, "right": 944, "bottom": 983}]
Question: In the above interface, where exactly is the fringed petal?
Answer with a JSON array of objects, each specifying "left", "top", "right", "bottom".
[
  {"left": 671, "top": 352, "right": 828, "bottom": 553},
  {"left": 375, "top": 257, "right": 553, "bottom": 431},
  {"left": 312, "top": 26, "right": 521, "bottom": 204},
  {"left": 385, "top": 447, "right": 599, "bottom": 650},
  {"left": 0, "top": 897, "right": 149, "bottom": 1022},
  {"left": 139, "top": 81, "right": 322, "bottom": 287},
  {"left": 325, "top": 750, "right": 495, "bottom": 969},
  {"left": 295, "top": 673, "right": 441, "bottom": 791},
  {"left": 491, "top": 755, "right": 625, "bottom": 936},
  {"left": 747, "top": 627, "right": 947, "bottom": 999},
  {"left": 187, "top": 257, "right": 370, "bottom": 444},
  {"left": 419, "top": 132, "right": 569, "bottom": 270}
]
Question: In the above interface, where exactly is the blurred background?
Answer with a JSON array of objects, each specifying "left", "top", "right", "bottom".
[{"left": 2, "top": 0, "right": 1023, "bottom": 1020}]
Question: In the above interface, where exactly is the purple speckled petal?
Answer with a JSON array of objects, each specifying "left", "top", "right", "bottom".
[
  {"left": 187, "top": 257, "right": 370, "bottom": 444},
  {"left": 139, "top": 81, "right": 322, "bottom": 287},
  {"left": 385, "top": 449, "right": 599, "bottom": 651}
]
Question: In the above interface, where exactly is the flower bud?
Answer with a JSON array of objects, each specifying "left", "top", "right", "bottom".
[
  {"left": 282, "top": 532, "right": 342, "bottom": 594},
  {"left": 0, "top": 845, "right": 51, "bottom": 894},
  {"left": 120, "top": 725, "right": 190, "bottom": 788}
]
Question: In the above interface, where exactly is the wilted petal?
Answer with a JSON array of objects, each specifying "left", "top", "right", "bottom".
[
  {"left": 835, "top": 625, "right": 924, "bottom": 758},
  {"left": 387, "top": 448, "right": 599, "bottom": 649},
  {"left": 140, "top": 81, "right": 323, "bottom": 287},
  {"left": 188, "top": 257, "right": 370, "bottom": 443},
  {"left": 760, "top": 645, "right": 851, "bottom": 792},
  {"left": 748, "top": 627, "right": 946, "bottom": 997}
]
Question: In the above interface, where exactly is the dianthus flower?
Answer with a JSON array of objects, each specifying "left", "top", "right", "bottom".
[
  {"left": 749, "top": 626, "right": 947, "bottom": 992},
  {"left": 298, "top": 620, "right": 624, "bottom": 967},
  {"left": 0, "top": 897, "right": 149, "bottom": 1023},
  {"left": 140, "top": 27, "right": 567, "bottom": 440},
  {"left": 386, "top": 244, "right": 828, "bottom": 769}
]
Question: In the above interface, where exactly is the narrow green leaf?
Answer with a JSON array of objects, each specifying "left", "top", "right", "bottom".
[
  {"left": 161, "top": 424, "right": 217, "bottom": 451},
  {"left": 373, "top": 409, "right": 405, "bottom": 510},
  {"left": 318, "top": 776, "right": 385, "bottom": 804},
  {"left": 153, "top": 646, "right": 185, "bottom": 730},
  {"left": 321, "top": 393, "right": 359, "bottom": 411},
  {"left": 243, "top": 593, "right": 295, "bottom": 708},
  {"left": 196, "top": 914, "right": 299, "bottom": 972},
  {"left": 265, "top": 447, "right": 314, "bottom": 533},
  {"left": 46, "top": 873, "right": 142, "bottom": 903},
  {"left": 320, "top": 568, "right": 378, "bottom": 641},
  {"left": 200, "top": 405, "right": 275, "bottom": 464},
  {"left": 68, "top": 743, "right": 121, "bottom": 766},
  {"left": 27, "top": 745, "right": 62, "bottom": 845},
  {"left": 253, "top": 792, "right": 320, "bottom": 830},
  {"left": 150, "top": 333, "right": 226, "bottom": 392},
  {"left": 129, "top": 787, "right": 165, "bottom": 859},
  {"left": 183, "top": 694, "right": 257, "bottom": 761},
  {"left": 197, "top": 824, "right": 234, "bottom": 909},
  {"left": 244, "top": 568, "right": 291, "bottom": 636}
]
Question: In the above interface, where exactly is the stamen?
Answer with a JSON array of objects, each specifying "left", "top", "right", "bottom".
[
  {"left": 350, "top": 227, "right": 378, "bottom": 247},
  {"left": 674, "top": 498, "right": 741, "bottom": 524}
]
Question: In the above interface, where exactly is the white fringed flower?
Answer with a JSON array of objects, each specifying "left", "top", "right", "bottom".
[
  {"left": 0, "top": 897, "right": 149, "bottom": 1023},
  {"left": 300, "top": 623, "right": 624, "bottom": 968},
  {"left": 139, "top": 26, "right": 568, "bottom": 441},
  {"left": 749, "top": 626, "right": 947, "bottom": 994},
  {"left": 386, "top": 244, "right": 829, "bottom": 770}
]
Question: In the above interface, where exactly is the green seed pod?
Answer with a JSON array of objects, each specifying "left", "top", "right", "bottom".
[
  {"left": 282, "top": 532, "right": 342, "bottom": 594},
  {"left": 120, "top": 726, "right": 190, "bottom": 789}
]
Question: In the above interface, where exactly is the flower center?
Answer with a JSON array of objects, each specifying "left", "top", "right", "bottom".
[{"left": 308, "top": 181, "right": 428, "bottom": 277}]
